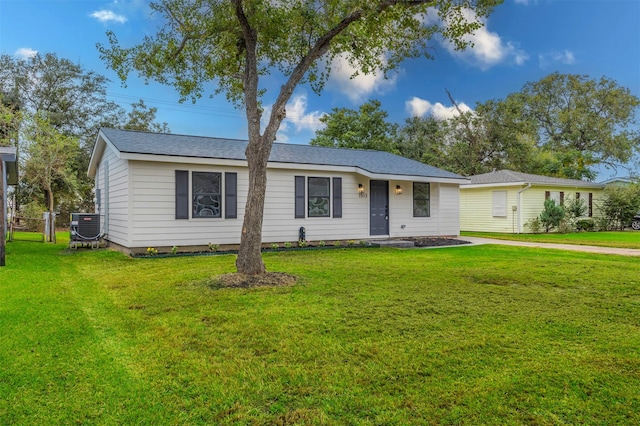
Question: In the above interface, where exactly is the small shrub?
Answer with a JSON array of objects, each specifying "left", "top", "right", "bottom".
[
  {"left": 284, "top": 241, "right": 292, "bottom": 249},
  {"left": 298, "top": 239, "right": 308, "bottom": 248},
  {"left": 171, "top": 246, "right": 178, "bottom": 255},
  {"left": 526, "top": 217, "right": 542, "bottom": 234},
  {"left": 556, "top": 219, "right": 574, "bottom": 234},
  {"left": 208, "top": 243, "right": 219, "bottom": 252},
  {"left": 318, "top": 240, "right": 326, "bottom": 247},
  {"left": 334, "top": 240, "right": 342, "bottom": 247},
  {"left": 575, "top": 218, "right": 596, "bottom": 232},
  {"left": 359, "top": 240, "right": 367, "bottom": 246},
  {"left": 270, "top": 242, "right": 279, "bottom": 250},
  {"left": 539, "top": 199, "right": 565, "bottom": 232},
  {"left": 146, "top": 247, "right": 158, "bottom": 256},
  {"left": 346, "top": 240, "right": 356, "bottom": 246}
]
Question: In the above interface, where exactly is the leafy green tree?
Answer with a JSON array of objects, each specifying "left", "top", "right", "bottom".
[
  {"left": 397, "top": 115, "right": 446, "bottom": 167},
  {"left": 598, "top": 184, "right": 640, "bottom": 231},
  {"left": 22, "top": 113, "right": 80, "bottom": 242},
  {"left": 515, "top": 73, "right": 640, "bottom": 180},
  {"left": 99, "top": 0, "right": 502, "bottom": 275},
  {"left": 310, "top": 100, "right": 398, "bottom": 152},
  {"left": 539, "top": 198, "right": 565, "bottom": 233},
  {"left": 0, "top": 53, "right": 170, "bottom": 215},
  {"left": 122, "top": 99, "right": 171, "bottom": 133}
]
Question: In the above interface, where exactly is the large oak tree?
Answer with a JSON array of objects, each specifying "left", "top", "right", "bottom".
[{"left": 99, "top": 0, "right": 501, "bottom": 275}]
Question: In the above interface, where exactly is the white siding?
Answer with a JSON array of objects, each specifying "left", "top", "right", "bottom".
[
  {"left": 460, "top": 186, "right": 519, "bottom": 233},
  {"left": 462, "top": 185, "right": 605, "bottom": 234},
  {"left": 122, "top": 161, "right": 462, "bottom": 248},
  {"left": 387, "top": 182, "right": 460, "bottom": 238},
  {"left": 96, "top": 145, "right": 130, "bottom": 247}
]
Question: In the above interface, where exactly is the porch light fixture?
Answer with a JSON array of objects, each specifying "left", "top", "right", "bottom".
[
  {"left": 395, "top": 185, "right": 403, "bottom": 195},
  {"left": 358, "top": 183, "right": 367, "bottom": 198}
]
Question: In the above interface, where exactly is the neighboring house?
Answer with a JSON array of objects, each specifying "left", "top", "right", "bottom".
[
  {"left": 0, "top": 146, "right": 18, "bottom": 226},
  {"left": 460, "top": 170, "right": 605, "bottom": 234},
  {"left": 88, "top": 128, "right": 468, "bottom": 252},
  {"left": 599, "top": 176, "right": 636, "bottom": 187}
]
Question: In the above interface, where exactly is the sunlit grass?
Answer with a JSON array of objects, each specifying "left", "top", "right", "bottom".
[
  {"left": 1, "top": 234, "right": 638, "bottom": 424},
  {"left": 462, "top": 230, "right": 640, "bottom": 249}
]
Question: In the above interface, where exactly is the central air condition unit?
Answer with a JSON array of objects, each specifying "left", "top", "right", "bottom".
[{"left": 69, "top": 213, "right": 101, "bottom": 249}]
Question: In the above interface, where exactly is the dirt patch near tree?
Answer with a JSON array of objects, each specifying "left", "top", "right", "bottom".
[{"left": 207, "top": 272, "right": 298, "bottom": 289}]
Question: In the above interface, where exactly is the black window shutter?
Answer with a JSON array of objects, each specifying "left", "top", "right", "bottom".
[
  {"left": 560, "top": 191, "right": 564, "bottom": 205},
  {"left": 225, "top": 172, "right": 237, "bottom": 219},
  {"left": 295, "top": 176, "right": 305, "bottom": 218},
  {"left": 545, "top": 191, "right": 550, "bottom": 200},
  {"left": 175, "top": 170, "right": 189, "bottom": 219},
  {"left": 333, "top": 177, "right": 342, "bottom": 218},
  {"left": 589, "top": 193, "right": 593, "bottom": 217}
]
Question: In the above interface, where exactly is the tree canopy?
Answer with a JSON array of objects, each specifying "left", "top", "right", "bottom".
[
  {"left": 99, "top": 0, "right": 502, "bottom": 275},
  {"left": 0, "top": 53, "right": 170, "bottom": 219},
  {"left": 310, "top": 100, "right": 398, "bottom": 152}
]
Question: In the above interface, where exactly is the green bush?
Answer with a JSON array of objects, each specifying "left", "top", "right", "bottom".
[
  {"left": 525, "top": 217, "right": 542, "bottom": 234},
  {"left": 598, "top": 184, "right": 640, "bottom": 230},
  {"left": 539, "top": 199, "right": 565, "bottom": 232},
  {"left": 575, "top": 218, "right": 596, "bottom": 232}
]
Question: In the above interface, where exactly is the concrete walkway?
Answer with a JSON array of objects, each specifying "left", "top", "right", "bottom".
[{"left": 458, "top": 236, "right": 640, "bottom": 257}]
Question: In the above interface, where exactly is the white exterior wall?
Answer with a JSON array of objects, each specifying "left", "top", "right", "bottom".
[
  {"left": 387, "top": 182, "right": 460, "bottom": 238},
  {"left": 263, "top": 170, "right": 370, "bottom": 243},
  {"left": 117, "top": 161, "right": 461, "bottom": 248},
  {"left": 461, "top": 185, "right": 605, "bottom": 233},
  {"left": 460, "top": 186, "right": 520, "bottom": 233},
  {"left": 95, "top": 145, "right": 130, "bottom": 247}
]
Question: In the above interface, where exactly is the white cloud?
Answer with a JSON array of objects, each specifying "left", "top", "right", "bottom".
[
  {"left": 15, "top": 48, "right": 38, "bottom": 59},
  {"left": 439, "top": 8, "right": 528, "bottom": 69},
  {"left": 538, "top": 49, "right": 575, "bottom": 68},
  {"left": 328, "top": 53, "right": 398, "bottom": 103},
  {"left": 90, "top": 10, "right": 127, "bottom": 24},
  {"left": 406, "top": 96, "right": 472, "bottom": 120},
  {"left": 264, "top": 94, "right": 326, "bottom": 143},
  {"left": 284, "top": 94, "right": 325, "bottom": 133},
  {"left": 514, "top": 0, "right": 530, "bottom": 5}
]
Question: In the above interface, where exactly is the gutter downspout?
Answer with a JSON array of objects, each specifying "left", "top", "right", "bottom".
[{"left": 517, "top": 183, "right": 532, "bottom": 233}]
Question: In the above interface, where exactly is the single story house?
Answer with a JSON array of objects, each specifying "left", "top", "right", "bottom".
[
  {"left": 460, "top": 170, "right": 605, "bottom": 234},
  {"left": 88, "top": 128, "right": 469, "bottom": 252}
]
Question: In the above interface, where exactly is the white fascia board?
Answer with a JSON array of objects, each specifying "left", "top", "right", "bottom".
[
  {"left": 462, "top": 181, "right": 605, "bottom": 190},
  {"left": 462, "top": 182, "right": 528, "bottom": 189}
]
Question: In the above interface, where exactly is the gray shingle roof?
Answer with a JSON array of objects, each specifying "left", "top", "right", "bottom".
[
  {"left": 467, "top": 170, "right": 604, "bottom": 188},
  {"left": 100, "top": 128, "right": 465, "bottom": 180}
]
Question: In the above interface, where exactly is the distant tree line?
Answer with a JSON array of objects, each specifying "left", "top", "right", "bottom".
[
  {"left": 0, "top": 52, "right": 169, "bottom": 227},
  {"left": 311, "top": 72, "right": 640, "bottom": 181}
]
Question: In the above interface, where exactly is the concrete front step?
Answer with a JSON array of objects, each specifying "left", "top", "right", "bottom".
[{"left": 370, "top": 239, "right": 415, "bottom": 248}]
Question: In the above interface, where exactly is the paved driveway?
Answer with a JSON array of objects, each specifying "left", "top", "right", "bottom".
[{"left": 459, "top": 236, "right": 640, "bottom": 257}]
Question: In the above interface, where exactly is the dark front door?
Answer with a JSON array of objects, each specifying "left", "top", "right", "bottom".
[{"left": 370, "top": 180, "right": 389, "bottom": 236}]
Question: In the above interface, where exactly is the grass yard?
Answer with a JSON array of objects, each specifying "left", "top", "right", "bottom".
[
  {"left": 1, "top": 235, "right": 639, "bottom": 424},
  {"left": 462, "top": 230, "right": 640, "bottom": 249}
]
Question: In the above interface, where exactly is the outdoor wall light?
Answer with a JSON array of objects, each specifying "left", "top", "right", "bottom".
[
  {"left": 358, "top": 183, "right": 367, "bottom": 198},
  {"left": 395, "top": 185, "right": 403, "bottom": 195}
]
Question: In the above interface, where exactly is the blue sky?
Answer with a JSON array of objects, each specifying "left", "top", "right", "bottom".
[{"left": 1, "top": 0, "right": 639, "bottom": 178}]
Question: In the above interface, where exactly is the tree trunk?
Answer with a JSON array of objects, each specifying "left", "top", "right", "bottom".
[
  {"left": 46, "top": 187, "right": 56, "bottom": 243},
  {"left": 0, "top": 158, "right": 5, "bottom": 266},
  {"left": 235, "top": 137, "right": 268, "bottom": 275}
]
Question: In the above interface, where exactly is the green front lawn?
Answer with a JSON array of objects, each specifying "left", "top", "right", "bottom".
[
  {"left": 1, "top": 235, "right": 638, "bottom": 424},
  {"left": 462, "top": 230, "right": 640, "bottom": 249}
]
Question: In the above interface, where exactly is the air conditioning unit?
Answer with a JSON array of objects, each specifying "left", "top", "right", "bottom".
[{"left": 70, "top": 213, "right": 101, "bottom": 249}]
